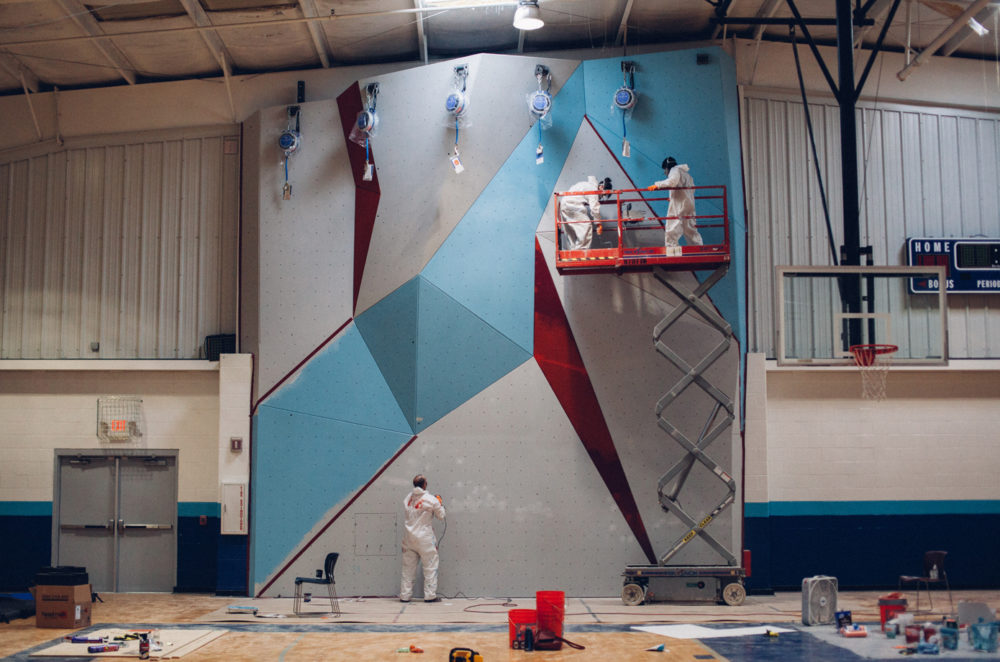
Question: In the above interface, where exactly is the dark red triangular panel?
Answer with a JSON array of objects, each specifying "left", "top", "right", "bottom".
[
  {"left": 336, "top": 83, "right": 380, "bottom": 314},
  {"left": 533, "top": 239, "right": 656, "bottom": 563}
]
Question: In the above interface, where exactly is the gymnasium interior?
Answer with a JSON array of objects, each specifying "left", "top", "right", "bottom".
[{"left": 1, "top": 0, "right": 999, "bottom": 659}]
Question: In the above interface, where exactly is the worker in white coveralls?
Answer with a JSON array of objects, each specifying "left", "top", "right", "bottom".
[
  {"left": 646, "top": 156, "right": 703, "bottom": 254},
  {"left": 400, "top": 474, "right": 446, "bottom": 603},
  {"left": 559, "top": 175, "right": 603, "bottom": 250}
]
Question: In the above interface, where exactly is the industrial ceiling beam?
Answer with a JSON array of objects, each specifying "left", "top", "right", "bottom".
[
  {"left": 615, "top": 0, "right": 635, "bottom": 46},
  {"left": 852, "top": 0, "right": 895, "bottom": 46},
  {"left": 1, "top": 4, "right": 518, "bottom": 49},
  {"left": 752, "top": 0, "right": 783, "bottom": 39},
  {"left": 177, "top": 0, "right": 234, "bottom": 77},
  {"left": 715, "top": 16, "right": 874, "bottom": 25},
  {"left": 0, "top": 51, "right": 40, "bottom": 92},
  {"left": 54, "top": 0, "right": 137, "bottom": 85},
  {"left": 939, "top": 4, "right": 998, "bottom": 56},
  {"left": 897, "top": 0, "right": 993, "bottom": 79},
  {"left": 415, "top": 0, "right": 429, "bottom": 64},
  {"left": 298, "top": 0, "right": 332, "bottom": 68}
]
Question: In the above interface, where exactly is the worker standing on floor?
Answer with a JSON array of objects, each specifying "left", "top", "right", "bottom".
[{"left": 400, "top": 474, "right": 446, "bottom": 603}]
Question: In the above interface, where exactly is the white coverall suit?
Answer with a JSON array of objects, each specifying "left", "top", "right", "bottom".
[
  {"left": 651, "top": 164, "right": 703, "bottom": 247},
  {"left": 400, "top": 487, "right": 446, "bottom": 601},
  {"left": 559, "top": 176, "right": 602, "bottom": 250}
]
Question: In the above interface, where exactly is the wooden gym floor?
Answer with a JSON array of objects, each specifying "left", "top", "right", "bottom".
[{"left": 2, "top": 590, "right": 999, "bottom": 661}]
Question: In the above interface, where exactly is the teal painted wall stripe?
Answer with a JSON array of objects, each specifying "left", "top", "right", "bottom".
[
  {"left": 745, "top": 500, "right": 1000, "bottom": 517},
  {"left": 0, "top": 501, "right": 52, "bottom": 516},
  {"left": 0, "top": 501, "right": 220, "bottom": 517},
  {"left": 178, "top": 502, "right": 220, "bottom": 517}
]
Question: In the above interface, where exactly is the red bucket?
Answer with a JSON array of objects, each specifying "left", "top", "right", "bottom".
[
  {"left": 536, "top": 590, "right": 565, "bottom": 639},
  {"left": 508, "top": 609, "right": 536, "bottom": 648}
]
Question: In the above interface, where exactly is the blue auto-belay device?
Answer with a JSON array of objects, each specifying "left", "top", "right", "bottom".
[{"left": 907, "top": 237, "right": 1000, "bottom": 293}]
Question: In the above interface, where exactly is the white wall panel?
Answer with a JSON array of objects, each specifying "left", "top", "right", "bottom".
[
  {"left": 0, "top": 127, "right": 239, "bottom": 359},
  {"left": 743, "top": 90, "right": 1000, "bottom": 358},
  {"left": 250, "top": 99, "right": 356, "bottom": 397},
  {"left": 762, "top": 365, "right": 1000, "bottom": 503}
]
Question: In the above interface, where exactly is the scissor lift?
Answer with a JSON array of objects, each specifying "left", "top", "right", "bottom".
[{"left": 554, "top": 185, "right": 745, "bottom": 606}]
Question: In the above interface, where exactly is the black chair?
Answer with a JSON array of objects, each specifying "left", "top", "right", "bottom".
[
  {"left": 293, "top": 552, "right": 340, "bottom": 617},
  {"left": 899, "top": 550, "right": 952, "bottom": 614}
]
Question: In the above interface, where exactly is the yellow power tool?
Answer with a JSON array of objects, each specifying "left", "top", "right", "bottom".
[{"left": 448, "top": 648, "right": 483, "bottom": 662}]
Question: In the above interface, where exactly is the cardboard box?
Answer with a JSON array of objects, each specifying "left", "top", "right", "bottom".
[{"left": 31, "top": 584, "right": 92, "bottom": 628}]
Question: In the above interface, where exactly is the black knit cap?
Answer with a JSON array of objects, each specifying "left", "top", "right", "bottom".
[{"left": 661, "top": 156, "right": 677, "bottom": 170}]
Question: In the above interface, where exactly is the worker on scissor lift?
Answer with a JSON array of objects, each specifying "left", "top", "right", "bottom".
[
  {"left": 559, "top": 176, "right": 611, "bottom": 250},
  {"left": 647, "top": 156, "right": 703, "bottom": 255}
]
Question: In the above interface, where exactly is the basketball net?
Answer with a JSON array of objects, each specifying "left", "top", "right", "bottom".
[{"left": 850, "top": 344, "right": 897, "bottom": 402}]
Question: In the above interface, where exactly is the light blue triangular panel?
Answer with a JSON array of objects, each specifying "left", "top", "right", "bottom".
[
  {"left": 354, "top": 277, "right": 421, "bottom": 432},
  {"left": 263, "top": 323, "right": 411, "bottom": 435},
  {"left": 412, "top": 277, "right": 532, "bottom": 433},
  {"left": 421, "top": 66, "right": 587, "bottom": 354},
  {"left": 251, "top": 405, "right": 412, "bottom": 583}
]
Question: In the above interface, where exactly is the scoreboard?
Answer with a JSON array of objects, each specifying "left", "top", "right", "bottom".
[{"left": 906, "top": 238, "right": 1000, "bottom": 294}]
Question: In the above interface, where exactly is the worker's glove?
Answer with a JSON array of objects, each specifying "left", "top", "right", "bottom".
[
  {"left": 646, "top": 185, "right": 657, "bottom": 191},
  {"left": 435, "top": 495, "right": 443, "bottom": 504}
]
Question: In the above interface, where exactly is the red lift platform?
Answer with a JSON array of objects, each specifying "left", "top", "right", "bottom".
[{"left": 554, "top": 185, "right": 730, "bottom": 274}]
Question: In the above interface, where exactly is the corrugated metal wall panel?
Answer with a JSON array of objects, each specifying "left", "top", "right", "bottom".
[
  {"left": 81, "top": 147, "right": 106, "bottom": 357},
  {"left": 178, "top": 139, "right": 201, "bottom": 359},
  {"left": 0, "top": 163, "right": 7, "bottom": 357},
  {"left": 0, "top": 127, "right": 239, "bottom": 359},
  {"left": 744, "top": 90, "right": 1000, "bottom": 359},
  {"left": 100, "top": 145, "right": 125, "bottom": 358},
  {"left": 218, "top": 136, "right": 239, "bottom": 336},
  {"left": 24, "top": 156, "right": 46, "bottom": 357},
  {"left": 3, "top": 161, "right": 29, "bottom": 357}
]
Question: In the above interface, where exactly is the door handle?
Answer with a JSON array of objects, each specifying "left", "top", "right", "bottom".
[
  {"left": 121, "top": 523, "right": 173, "bottom": 530},
  {"left": 60, "top": 523, "right": 113, "bottom": 530}
]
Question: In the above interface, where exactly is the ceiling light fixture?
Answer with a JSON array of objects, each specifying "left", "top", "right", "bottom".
[
  {"left": 513, "top": 0, "right": 543, "bottom": 30},
  {"left": 967, "top": 16, "right": 989, "bottom": 36}
]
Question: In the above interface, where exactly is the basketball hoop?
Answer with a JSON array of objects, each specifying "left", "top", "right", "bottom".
[{"left": 849, "top": 344, "right": 897, "bottom": 401}]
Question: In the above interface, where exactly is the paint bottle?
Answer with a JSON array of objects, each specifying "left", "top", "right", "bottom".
[
  {"left": 139, "top": 633, "right": 150, "bottom": 659},
  {"left": 88, "top": 644, "right": 120, "bottom": 653}
]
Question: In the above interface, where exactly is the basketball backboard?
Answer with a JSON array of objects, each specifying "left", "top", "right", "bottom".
[{"left": 775, "top": 265, "right": 948, "bottom": 366}]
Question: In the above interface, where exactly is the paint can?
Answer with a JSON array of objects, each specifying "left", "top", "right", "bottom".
[{"left": 139, "top": 633, "right": 150, "bottom": 659}]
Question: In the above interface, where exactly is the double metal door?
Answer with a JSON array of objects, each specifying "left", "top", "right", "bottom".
[{"left": 54, "top": 451, "right": 177, "bottom": 592}]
